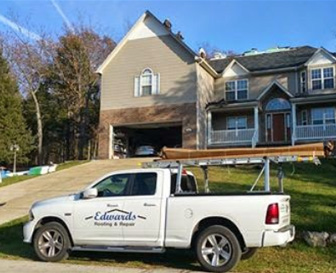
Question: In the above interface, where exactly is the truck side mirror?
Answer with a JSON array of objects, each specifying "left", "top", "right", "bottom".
[{"left": 83, "top": 188, "right": 98, "bottom": 199}]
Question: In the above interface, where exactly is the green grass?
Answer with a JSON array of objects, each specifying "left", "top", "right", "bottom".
[
  {"left": 0, "top": 160, "right": 88, "bottom": 188},
  {"left": 0, "top": 159, "right": 336, "bottom": 272}
]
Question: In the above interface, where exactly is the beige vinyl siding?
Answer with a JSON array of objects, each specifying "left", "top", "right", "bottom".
[
  {"left": 214, "top": 71, "right": 297, "bottom": 99},
  {"left": 196, "top": 64, "right": 215, "bottom": 148},
  {"left": 101, "top": 35, "right": 197, "bottom": 110},
  {"left": 212, "top": 111, "right": 254, "bottom": 130}
]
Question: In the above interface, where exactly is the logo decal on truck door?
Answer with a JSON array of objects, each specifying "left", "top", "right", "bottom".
[{"left": 85, "top": 209, "right": 146, "bottom": 227}]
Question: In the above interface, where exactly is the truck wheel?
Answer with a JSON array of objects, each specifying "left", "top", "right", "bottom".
[
  {"left": 241, "top": 247, "right": 258, "bottom": 260},
  {"left": 33, "top": 222, "right": 70, "bottom": 262},
  {"left": 195, "top": 225, "right": 241, "bottom": 272}
]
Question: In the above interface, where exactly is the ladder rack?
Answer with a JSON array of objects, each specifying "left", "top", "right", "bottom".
[
  {"left": 142, "top": 155, "right": 321, "bottom": 168},
  {"left": 142, "top": 155, "right": 321, "bottom": 194}
]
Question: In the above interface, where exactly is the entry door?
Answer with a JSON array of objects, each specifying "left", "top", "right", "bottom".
[
  {"left": 122, "top": 172, "right": 163, "bottom": 246},
  {"left": 272, "top": 114, "right": 285, "bottom": 142},
  {"left": 72, "top": 173, "right": 132, "bottom": 246}
]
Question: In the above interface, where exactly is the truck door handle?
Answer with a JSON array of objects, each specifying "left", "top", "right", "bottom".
[
  {"left": 143, "top": 203, "right": 156, "bottom": 207},
  {"left": 107, "top": 204, "right": 118, "bottom": 208}
]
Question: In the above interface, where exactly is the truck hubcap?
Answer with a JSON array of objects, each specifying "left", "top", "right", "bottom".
[
  {"left": 201, "top": 234, "right": 232, "bottom": 267},
  {"left": 38, "top": 229, "right": 64, "bottom": 257}
]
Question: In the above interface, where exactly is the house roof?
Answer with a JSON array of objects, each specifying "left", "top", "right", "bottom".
[
  {"left": 208, "top": 46, "right": 320, "bottom": 73},
  {"left": 97, "top": 10, "right": 199, "bottom": 74}
]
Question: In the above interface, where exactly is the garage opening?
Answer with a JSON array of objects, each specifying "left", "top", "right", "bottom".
[{"left": 112, "top": 123, "right": 182, "bottom": 158}]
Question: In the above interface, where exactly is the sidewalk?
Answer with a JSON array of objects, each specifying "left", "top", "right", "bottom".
[{"left": 0, "top": 259, "right": 203, "bottom": 273}]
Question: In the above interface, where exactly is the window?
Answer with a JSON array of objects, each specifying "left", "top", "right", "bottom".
[
  {"left": 286, "top": 113, "right": 291, "bottom": 129},
  {"left": 134, "top": 68, "right": 160, "bottom": 97},
  {"left": 301, "top": 110, "right": 308, "bottom": 125},
  {"left": 141, "top": 69, "right": 152, "bottom": 95},
  {"left": 311, "top": 67, "right": 334, "bottom": 90},
  {"left": 225, "top": 79, "right": 248, "bottom": 101},
  {"left": 311, "top": 108, "right": 336, "bottom": 125},
  {"left": 227, "top": 116, "right": 247, "bottom": 130},
  {"left": 265, "top": 98, "right": 291, "bottom": 111},
  {"left": 130, "top": 173, "right": 157, "bottom": 196},
  {"left": 95, "top": 174, "right": 131, "bottom": 197},
  {"left": 266, "top": 114, "right": 271, "bottom": 129},
  {"left": 300, "top": 71, "right": 306, "bottom": 93}
]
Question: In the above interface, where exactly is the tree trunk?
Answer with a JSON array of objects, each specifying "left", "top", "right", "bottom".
[{"left": 31, "top": 91, "right": 43, "bottom": 165}]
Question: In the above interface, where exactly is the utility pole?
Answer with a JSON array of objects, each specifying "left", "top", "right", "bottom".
[{"left": 10, "top": 144, "right": 20, "bottom": 175}]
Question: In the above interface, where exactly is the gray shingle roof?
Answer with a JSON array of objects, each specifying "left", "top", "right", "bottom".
[{"left": 208, "top": 46, "right": 318, "bottom": 73}]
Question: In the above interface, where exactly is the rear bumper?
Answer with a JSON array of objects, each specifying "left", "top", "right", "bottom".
[{"left": 262, "top": 225, "right": 295, "bottom": 247}]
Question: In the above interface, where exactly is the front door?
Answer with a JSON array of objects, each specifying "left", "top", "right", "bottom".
[
  {"left": 266, "top": 113, "right": 290, "bottom": 143},
  {"left": 273, "top": 114, "right": 285, "bottom": 142}
]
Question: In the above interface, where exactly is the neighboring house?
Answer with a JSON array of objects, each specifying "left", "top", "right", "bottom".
[{"left": 97, "top": 10, "right": 336, "bottom": 159}]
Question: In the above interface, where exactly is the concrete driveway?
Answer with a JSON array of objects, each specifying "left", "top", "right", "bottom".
[{"left": 0, "top": 159, "right": 152, "bottom": 225}]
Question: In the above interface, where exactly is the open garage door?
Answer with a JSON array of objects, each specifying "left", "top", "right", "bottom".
[{"left": 112, "top": 122, "right": 182, "bottom": 158}]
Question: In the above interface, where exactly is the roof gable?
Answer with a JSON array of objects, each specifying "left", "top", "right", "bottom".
[
  {"left": 305, "top": 48, "right": 336, "bottom": 66},
  {"left": 257, "top": 81, "right": 293, "bottom": 100},
  {"left": 96, "top": 11, "right": 197, "bottom": 74},
  {"left": 222, "top": 60, "right": 249, "bottom": 77}
]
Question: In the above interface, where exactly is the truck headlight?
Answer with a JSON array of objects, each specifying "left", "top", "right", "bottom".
[{"left": 29, "top": 209, "right": 34, "bottom": 221}]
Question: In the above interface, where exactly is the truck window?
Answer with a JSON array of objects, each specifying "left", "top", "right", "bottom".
[
  {"left": 130, "top": 173, "right": 157, "bottom": 196},
  {"left": 170, "top": 174, "right": 197, "bottom": 194},
  {"left": 95, "top": 174, "right": 131, "bottom": 197}
]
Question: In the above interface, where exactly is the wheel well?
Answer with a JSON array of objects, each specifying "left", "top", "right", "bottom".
[
  {"left": 191, "top": 217, "right": 246, "bottom": 251},
  {"left": 34, "top": 217, "right": 74, "bottom": 246}
]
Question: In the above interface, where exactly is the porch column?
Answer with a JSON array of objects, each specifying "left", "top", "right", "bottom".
[
  {"left": 207, "top": 111, "right": 212, "bottom": 146},
  {"left": 254, "top": 106, "right": 259, "bottom": 147},
  {"left": 291, "top": 103, "right": 296, "bottom": 146}
]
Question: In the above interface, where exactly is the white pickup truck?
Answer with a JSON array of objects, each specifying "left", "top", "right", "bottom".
[{"left": 24, "top": 165, "right": 295, "bottom": 272}]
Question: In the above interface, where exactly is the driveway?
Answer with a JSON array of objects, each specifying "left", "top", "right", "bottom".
[{"left": 0, "top": 159, "right": 152, "bottom": 225}]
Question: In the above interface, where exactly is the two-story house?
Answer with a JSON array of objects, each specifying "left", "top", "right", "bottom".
[{"left": 97, "top": 11, "right": 336, "bottom": 159}]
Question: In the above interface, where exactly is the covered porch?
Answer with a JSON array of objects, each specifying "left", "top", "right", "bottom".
[
  {"left": 291, "top": 95, "right": 336, "bottom": 144},
  {"left": 207, "top": 102, "right": 259, "bottom": 147}
]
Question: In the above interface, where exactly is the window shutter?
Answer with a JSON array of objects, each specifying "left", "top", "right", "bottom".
[
  {"left": 134, "top": 76, "right": 140, "bottom": 97},
  {"left": 152, "top": 73, "right": 160, "bottom": 95}
]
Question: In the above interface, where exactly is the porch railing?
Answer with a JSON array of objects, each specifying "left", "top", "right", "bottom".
[
  {"left": 210, "top": 128, "right": 256, "bottom": 145},
  {"left": 296, "top": 124, "right": 336, "bottom": 140}
]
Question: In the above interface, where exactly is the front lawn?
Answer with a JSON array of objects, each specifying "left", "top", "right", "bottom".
[{"left": 0, "top": 159, "right": 335, "bottom": 272}]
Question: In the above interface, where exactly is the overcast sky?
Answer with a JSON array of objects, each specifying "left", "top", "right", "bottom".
[{"left": 1, "top": 0, "right": 336, "bottom": 54}]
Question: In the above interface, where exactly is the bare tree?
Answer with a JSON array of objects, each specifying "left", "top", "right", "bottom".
[
  {"left": 50, "top": 26, "right": 115, "bottom": 159},
  {"left": 198, "top": 42, "right": 238, "bottom": 59},
  {"left": 3, "top": 29, "right": 52, "bottom": 164}
]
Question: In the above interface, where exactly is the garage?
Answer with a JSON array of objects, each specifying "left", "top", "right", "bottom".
[{"left": 112, "top": 122, "right": 182, "bottom": 158}]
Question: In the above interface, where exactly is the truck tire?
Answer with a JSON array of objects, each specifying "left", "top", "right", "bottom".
[
  {"left": 195, "top": 225, "right": 241, "bottom": 272},
  {"left": 33, "top": 222, "right": 70, "bottom": 262},
  {"left": 241, "top": 247, "right": 258, "bottom": 260}
]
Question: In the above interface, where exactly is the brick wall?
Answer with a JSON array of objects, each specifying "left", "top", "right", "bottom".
[{"left": 98, "top": 103, "right": 197, "bottom": 159}]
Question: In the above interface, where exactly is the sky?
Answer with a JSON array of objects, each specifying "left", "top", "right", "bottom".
[{"left": 1, "top": 0, "right": 336, "bottom": 54}]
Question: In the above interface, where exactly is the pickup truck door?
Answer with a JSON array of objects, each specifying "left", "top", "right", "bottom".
[
  {"left": 122, "top": 172, "right": 164, "bottom": 246},
  {"left": 72, "top": 173, "right": 132, "bottom": 246}
]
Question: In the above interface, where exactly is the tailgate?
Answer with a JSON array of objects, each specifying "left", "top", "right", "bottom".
[{"left": 278, "top": 196, "right": 291, "bottom": 227}]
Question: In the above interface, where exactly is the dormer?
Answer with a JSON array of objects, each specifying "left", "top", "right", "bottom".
[{"left": 301, "top": 48, "right": 336, "bottom": 94}]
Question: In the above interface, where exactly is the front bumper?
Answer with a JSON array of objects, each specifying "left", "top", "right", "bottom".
[
  {"left": 23, "top": 220, "right": 37, "bottom": 244},
  {"left": 262, "top": 225, "right": 295, "bottom": 247}
]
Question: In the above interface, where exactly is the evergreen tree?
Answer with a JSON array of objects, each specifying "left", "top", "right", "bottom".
[{"left": 0, "top": 50, "right": 33, "bottom": 165}]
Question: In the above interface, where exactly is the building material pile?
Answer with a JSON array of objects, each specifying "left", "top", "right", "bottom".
[{"left": 161, "top": 142, "right": 332, "bottom": 160}]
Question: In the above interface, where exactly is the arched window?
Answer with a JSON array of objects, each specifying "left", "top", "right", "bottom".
[
  {"left": 266, "top": 98, "right": 291, "bottom": 111},
  {"left": 141, "top": 68, "right": 153, "bottom": 95},
  {"left": 134, "top": 68, "right": 160, "bottom": 97}
]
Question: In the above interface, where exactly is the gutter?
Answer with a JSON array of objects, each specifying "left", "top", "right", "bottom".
[{"left": 195, "top": 56, "right": 219, "bottom": 78}]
